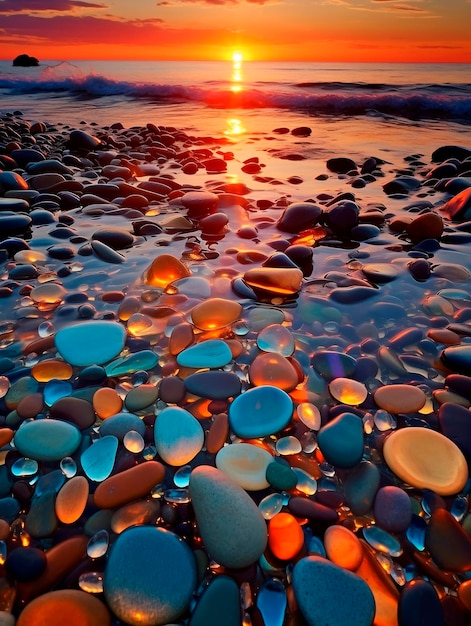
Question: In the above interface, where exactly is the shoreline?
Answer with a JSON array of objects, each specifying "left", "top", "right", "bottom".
[{"left": 1, "top": 111, "right": 471, "bottom": 624}]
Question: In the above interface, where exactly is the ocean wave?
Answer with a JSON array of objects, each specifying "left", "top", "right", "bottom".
[{"left": 1, "top": 71, "right": 470, "bottom": 122}]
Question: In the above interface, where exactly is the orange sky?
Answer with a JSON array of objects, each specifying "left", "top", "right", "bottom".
[{"left": 0, "top": 0, "right": 470, "bottom": 62}]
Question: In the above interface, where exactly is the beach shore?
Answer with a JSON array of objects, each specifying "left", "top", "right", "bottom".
[{"left": 1, "top": 111, "right": 471, "bottom": 625}]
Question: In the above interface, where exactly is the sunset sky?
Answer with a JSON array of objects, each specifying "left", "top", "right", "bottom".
[{"left": 1, "top": 0, "right": 470, "bottom": 62}]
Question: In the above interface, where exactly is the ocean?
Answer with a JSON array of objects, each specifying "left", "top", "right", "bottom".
[{"left": 1, "top": 60, "right": 471, "bottom": 158}]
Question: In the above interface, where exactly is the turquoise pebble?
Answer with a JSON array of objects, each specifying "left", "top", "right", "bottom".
[
  {"left": 154, "top": 407, "right": 204, "bottom": 466},
  {"left": 14, "top": 419, "right": 82, "bottom": 462},
  {"left": 24, "top": 492, "right": 57, "bottom": 539},
  {"left": 344, "top": 461, "right": 380, "bottom": 516},
  {"left": 80, "top": 435, "right": 119, "bottom": 482},
  {"left": 55, "top": 320, "right": 126, "bottom": 366},
  {"left": 105, "top": 350, "right": 158, "bottom": 376},
  {"left": 362, "top": 524, "right": 402, "bottom": 557},
  {"left": 266, "top": 459, "right": 298, "bottom": 491},
  {"left": 317, "top": 412, "right": 364, "bottom": 468},
  {"left": 0, "top": 497, "right": 20, "bottom": 524},
  {"left": 177, "top": 339, "right": 232, "bottom": 369},
  {"left": 99, "top": 412, "right": 145, "bottom": 441},
  {"left": 229, "top": 385, "right": 293, "bottom": 438},
  {"left": 43, "top": 379, "right": 72, "bottom": 406},
  {"left": 189, "top": 575, "right": 241, "bottom": 626},
  {"left": 293, "top": 556, "right": 375, "bottom": 626},
  {"left": 104, "top": 526, "right": 197, "bottom": 626}
]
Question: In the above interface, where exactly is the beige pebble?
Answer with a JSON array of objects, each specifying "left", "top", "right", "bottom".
[{"left": 373, "top": 384, "right": 426, "bottom": 414}]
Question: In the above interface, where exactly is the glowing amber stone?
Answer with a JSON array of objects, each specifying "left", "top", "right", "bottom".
[
  {"left": 268, "top": 512, "right": 304, "bottom": 560},
  {"left": 244, "top": 267, "right": 303, "bottom": 295},
  {"left": 16, "top": 589, "right": 111, "bottom": 626},
  {"left": 31, "top": 359, "right": 73, "bottom": 382},
  {"left": 191, "top": 298, "right": 242, "bottom": 330},
  {"left": 93, "top": 387, "right": 123, "bottom": 420},
  {"left": 55, "top": 476, "right": 89, "bottom": 524},
  {"left": 249, "top": 353, "right": 299, "bottom": 392},
  {"left": 169, "top": 322, "right": 194, "bottom": 355},
  {"left": 0, "top": 428, "right": 14, "bottom": 448},
  {"left": 324, "top": 525, "right": 363, "bottom": 571},
  {"left": 144, "top": 253, "right": 190, "bottom": 288},
  {"left": 328, "top": 377, "right": 368, "bottom": 405},
  {"left": 29, "top": 283, "right": 66, "bottom": 304}
]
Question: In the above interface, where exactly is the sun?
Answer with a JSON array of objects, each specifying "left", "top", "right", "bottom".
[{"left": 232, "top": 51, "right": 243, "bottom": 63}]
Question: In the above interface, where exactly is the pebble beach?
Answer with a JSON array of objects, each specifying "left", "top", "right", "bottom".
[{"left": 1, "top": 105, "right": 471, "bottom": 626}]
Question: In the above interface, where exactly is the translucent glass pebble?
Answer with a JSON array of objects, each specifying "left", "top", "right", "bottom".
[
  {"left": 55, "top": 476, "right": 89, "bottom": 524},
  {"left": 174, "top": 465, "right": 192, "bottom": 488},
  {"left": 79, "top": 572, "right": 104, "bottom": 594},
  {"left": 297, "top": 402, "right": 321, "bottom": 430},
  {"left": 105, "top": 350, "right": 159, "bottom": 377},
  {"left": 328, "top": 377, "right": 368, "bottom": 405},
  {"left": 374, "top": 410, "right": 396, "bottom": 432},
  {"left": 259, "top": 493, "right": 284, "bottom": 520},
  {"left": 87, "top": 529, "right": 110, "bottom": 559},
  {"left": 249, "top": 353, "right": 299, "bottom": 392},
  {"left": 80, "top": 435, "right": 119, "bottom": 482},
  {"left": 43, "top": 379, "right": 73, "bottom": 406},
  {"left": 143, "top": 253, "right": 191, "bottom": 287},
  {"left": 363, "top": 525, "right": 403, "bottom": 558},
  {"left": 190, "top": 297, "right": 242, "bottom": 330},
  {"left": 256, "top": 578, "right": 287, "bottom": 626},
  {"left": 0, "top": 376, "right": 10, "bottom": 399},
  {"left": 164, "top": 488, "right": 191, "bottom": 504},
  {"left": 93, "top": 387, "right": 123, "bottom": 420},
  {"left": 406, "top": 514, "right": 427, "bottom": 551},
  {"left": 11, "top": 457, "right": 39, "bottom": 477},
  {"left": 257, "top": 324, "right": 295, "bottom": 357},
  {"left": 216, "top": 443, "right": 272, "bottom": 491},
  {"left": 31, "top": 359, "right": 73, "bottom": 382},
  {"left": 292, "top": 468, "right": 317, "bottom": 495},
  {"left": 60, "top": 456, "right": 77, "bottom": 478},
  {"left": 38, "top": 321, "right": 55, "bottom": 338},
  {"left": 123, "top": 430, "right": 145, "bottom": 453},
  {"left": 276, "top": 436, "right": 302, "bottom": 456}
]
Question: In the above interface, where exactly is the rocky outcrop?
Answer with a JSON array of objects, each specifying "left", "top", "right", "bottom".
[{"left": 13, "top": 54, "right": 39, "bottom": 67}]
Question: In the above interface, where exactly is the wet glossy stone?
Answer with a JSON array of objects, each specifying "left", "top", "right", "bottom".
[
  {"left": 31, "top": 359, "right": 73, "bottom": 382},
  {"left": 257, "top": 323, "right": 295, "bottom": 356},
  {"left": 425, "top": 508, "right": 471, "bottom": 572},
  {"left": 266, "top": 459, "right": 298, "bottom": 491},
  {"left": 189, "top": 465, "right": 268, "bottom": 568},
  {"left": 276, "top": 201, "right": 322, "bottom": 233},
  {"left": 328, "top": 377, "right": 367, "bottom": 405},
  {"left": 50, "top": 396, "right": 95, "bottom": 430},
  {"left": 144, "top": 253, "right": 191, "bottom": 287},
  {"left": 311, "top": 351, "right": 357, "bottom": 380},
  {"left": 93, "top": 387, "right": 123, "bottom": 419},
  {"left": 383, "top": 427, "right": 468, "bottom": 496},
  {"left": 25, "top": 491, "right": 58, "bottom": 538},
  {"left": 190, "top": 298, "right": 242, "bottom": 330},
  {"left": 438, "top": 402, "right": 471, "bottom": 456},
  {"left": 5, "top": 546, "right": 47, "bottom": 582},
  {"left": 189, "top": 575, "right": 240, "bottom": 626},
  {"left": 268, "top": 512, "right": 304, "bottom": 560},
  {"left": 249, "top": 352, "right": 299, "bottom": 392},
  {"left": 94, "top": 460, "right": 165, "bottom": 509},
  {"left": 158, "top": 376, "right": 185, "bottom": 404},
  {"left": 215, "top": 443, "right": 272, "bottom": 490},
  {"left": 229, "top": 385, "right": 293, "bottom": 438},
  {"left": 105, "top": 350, "right": 159, "bottom": 377},
  {"left": 111, "top": 500, "right": 161, "bottom": 534},
  {"left": 80, "top": 435, "right": 118, "bottom": 482},
  {"left": 177, "top": 339, "right": 233, "bottom": 369},
  {"left": 99, "top": 412, "right": 145, "bottom": 441},
  {"left": 324, "top": 524, "right": 363, "bottom": 571},
  {"left": 181, "top": 190, "right": 218, "bottom": 217},
  {"left": 317, "top": 412, "right": 364, "bottom": 468},
  {"left": 184, "top": 371, "right": 241, "bottom": 400},
  {"left": 344, "top": 461, "right": 381, "bottom": 516},
  {"left": 16, "top": 589, "right": 111, "bottom": 626},
  {"left": 373, "top": 486, "right": 412, "bottom": 533},
  {"left": 124, "top": 383, "right": 158, "bottom": 412},
  {"left": 243, "top": 267, "right": 303, "bottom": 295},
  {"left": 374, "top": 384, "right": 426, "bottom": 414},
  {"left": 293, "top": 556, "right": 375, "bottom": 626},
  {"left": 55, "top": 476, "right": 89, "bottom": 524},
  {"left": 398, "top": 579, "right": 444, "bottom": 626},
  {"left": 362, "top": 525, "right": 402, "bottom": 558},
  {"left": 14, "top": 419, "right": 82, "bottom": 462},
  {"left": 441, "top": 345, "right": 471, "bottom": 375},
  {"left": 55, "top": 321, "right": 126, "bottom": 367},
  {"left": 16, "top": 392, "right": 44, "bottom": 419},
  {"left": 5, "top": 376, "right": 39, "bottom": 410},
  {"left": 104, "top": 526, "right": 197, "bottom": 626},
  {"left": 154, "top": 406, "right": 204, "bottom": 466}
]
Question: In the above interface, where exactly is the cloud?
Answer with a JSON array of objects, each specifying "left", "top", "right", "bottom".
[
  {"left": 0, "top": 0, "right": 107, "bottom": 12},
  {"left": 156, "top": 0, "right": 277, "bottom": 5}
]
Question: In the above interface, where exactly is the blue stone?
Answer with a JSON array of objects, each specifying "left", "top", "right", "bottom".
[
  {"left": 344, "top": 461, "right": 380, "bottom": 515},
  {"left": 55, "top": 320, "right": 126, "bottom": 366},
  {"left": 398, "top": 580, "right": 445, "bottom": 626},
  {"left": 81, "top": 435, "right": 118, "bottom": 482},
  {"left": 105, "top": 350, "right": 159, "bottom": 376},
  {"left": 177, "top": 339, "right": 232, "bottom": 369},
  {"left": 14, "top": 419, "right": 82, "bottom": 462},
  {"left": 99, "top": 412, "right": 145, "bottom": 441},
  {"left": 184, "top": 371, "right": 241, "bottom": 400},
  {"left": 229, "top": 385, "right": 293, "bottom": 438},
  {"left": 317, "top": 412, "right": 364, "bottom": 468}
]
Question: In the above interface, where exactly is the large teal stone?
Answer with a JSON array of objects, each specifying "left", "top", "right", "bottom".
[
  {"left": 80, "top": 435, "right": 118, "bottom": 482},
  {"left": 14, "top": 419, "right": 82, "bottom": 462},
  {"left": 177, "top": 339, "right": 232, "bottom": 369},
  {"left": 99, "top": 412, "right": 145, "bottom": 441},
  {"left": 105, "top": 350, "right": 158, "bottom": 376},
  {"left": 104, "top": 526, "right": 197, "bottom": 626},
  {"left": 344, "top": 461, "right": 380, "bottom": 516},
  {"left": 189, "top": 575, "right": 241, "bottom": 626},
  {"left": 229, "top": 385, "right": 293, "bottom": 438},
  {"left": 55, "top": 321, "right": 126, "bottom": 366},
  {"left": 317, "top": 412, "right": 364, "bottom": 468}
]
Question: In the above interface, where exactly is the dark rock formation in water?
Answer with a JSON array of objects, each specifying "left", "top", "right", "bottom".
[{"left": 13, "top": 54, "right": 39, "bottom": 67}]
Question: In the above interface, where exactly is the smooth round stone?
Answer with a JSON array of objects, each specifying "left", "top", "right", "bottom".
[
  {"left": 5, "top": 376, "right": 39, "bottom": 410},
  {"left": 94, "top": 461, "right": 165, "bottom": 509},
  {"left": 0, "top": 497, "right": 20, "bottom": 524},
  {"left": 324, "top": 524, "right": 363, "bottom": 571},
  {"left": 111, "top": 500, "right": 161, "bottom": 534},
  {"left": 31, "top": 359, "right": 73, "bottom": 382},
  {"left": 311, "top": 351, "right": 357, "bottom": 380},
  {"left": 276, "top": 201, "right": 322, "bottom": 233},
  {"left": 441, "top": 345, "right": 471, "bottom": 375},
  {"left": 247, "top": 307, "right": 285, "bottom": 331},
  {"left": 5, "top": 546, "right": 47, "bottom": 582},
  {"left": 438, "top": 402, "right": 471, "bottom": 456},
  {"left": 55, "top": 321, "right": 126, "bottom": 367},
  {"left": 180, "top": 190, "right": 218, "bottom": 217},
  {"left": 268, "top": 512, "right": 304, "bottom": 560},
  {"left": 99, "top": 412, "right": 145, "bottom": 441},
  {"left": 189, "top": 575, "right": 240, "bottom": 626},
  {"left": 229, "top": 385, "right": 293, "bottom": 438},
  {"left": 373, "top": 486, "right": 412, "bottom": 533},
  {"left": 0, "top": 212, "right": 32, "bottom": 233},
  {"left": 190, "top": 298, "right": 242, "bottom": 330},
  {"left": 16, "top": 589, "right": 111, "bottom": 626},
  {"left": 93, "top": 387, "right": 123, "bottom": 419},
  {"left": 344, "top": 461, "right": 380, "bottom": 516},
  {"left": 206, "top": 413, "right": 229, "bottom": 454},
  {"left": 293, "top": 556, "right": 375, "bottom": 626},
  {"left": 184, "top": 371, "right": 241, "bottom": 400},
  {"left": 407, "top": 212, "right": 444, "bottom": 243},
  {"left": 177, "top": 339, "right": 232, "bottom": 369},
  {"left": 398, "top": 580, "right": 444, "bottom": 626},
  {"left": 328, "top": 377, "right": 368, "bottom": 405},
  {"left": 158, "top": 376, "right": 185, "bottom": 404},
  {"left": 326, "top": 156, "right": 357, "bottom": 173},
  {"left": 425, "top": 508, "right": 471, "bottom": 572},
  {"left": 243, "top": 267, "right": 303, "bottom": 295},
  {"left": 124, "top": 384, "right": 159, "bottom": 412},
  {"left": 16, "top": 392, "right": 44, "bottom": 419},
  {"left": 257, "top": 323, "right": 295, "bottom": 356},
  {"left": 215, "top": 443, "right": 272, "bottom": 490},
  {"left": 29, "top": 282, "right": 66, "bottom": 304},
  {"left": 288, "top": 496, "right": 338, "bottom": 524},
  {"left": 104, "top": 526, "right": 196, "bottom": 626},
  {"left": 143, "top": 253, "right": 190, "bottom": 287},
  {"left": 55, "top": 476, "right": 89, "bottom": 524},
  {"left": 105, "top": 350, "right": 159, "bottom": 376},
  {"left": 169, "top": 322, "right": 194, "bottom": 355},
  {"left": 91, "top": 227, "right": 135, "bottom": 249},
  {"left": 80, "top": 435, "right": 119, "bottom": 482},
  {"left": 14, "top": 419, "right": 81, "bottom": 462},
  {"left": 266, "top": 458, "right": 298, "bottom": 490},
  {"left": 91, "top": 239, "right": 125, "bottom": 263},
  {"left": 25, "top": 491, "right": 57, "bottom": 538},
  {"left": 317, "top": 412, "right": 364, "bottom": 468},
  {"left": 249, "top": 352, "right": 299, "bottom": 392},
  {"left": 383, "top": 427, "right": 468, "bottom": 496},
  {"left": 154, "top": 407, "right": 204, "bottom": 466},
  {"left": 373, "top": 384, "right": 426, "bottom": 414},
  {"left": 50, "top": 396, "right": 95, "bottom": 430},
  {"left": 189, "top": 465, "right": 268, "bottom": 568}
]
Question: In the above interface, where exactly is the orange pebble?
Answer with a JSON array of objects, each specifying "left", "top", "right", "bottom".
[
  {"left": 0, "top": 428, "right": 14, "bottom": 448},
  {"left": 268, "top": 512, "right": 304, "bottom": 560},
  {"left": 93, "top": 387, "right": 123, "bottom": 419},
  {"left": 55, "top": 476, "right": 89, "bottom": 524},
  {"left": 144, "top": 253, "right": 190, "bottom": 287},
  {"left": 94, "top": 461, "right": 165, "bottom": 509},
  {"left": 31, "top": 359, "right": 73, "bottom": 382},
  {"left": 16, "top": 589, "right": 111, "bottom": 626},
  {"left": 206, "top": 413, "right": 229, "bottom": 454}
]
